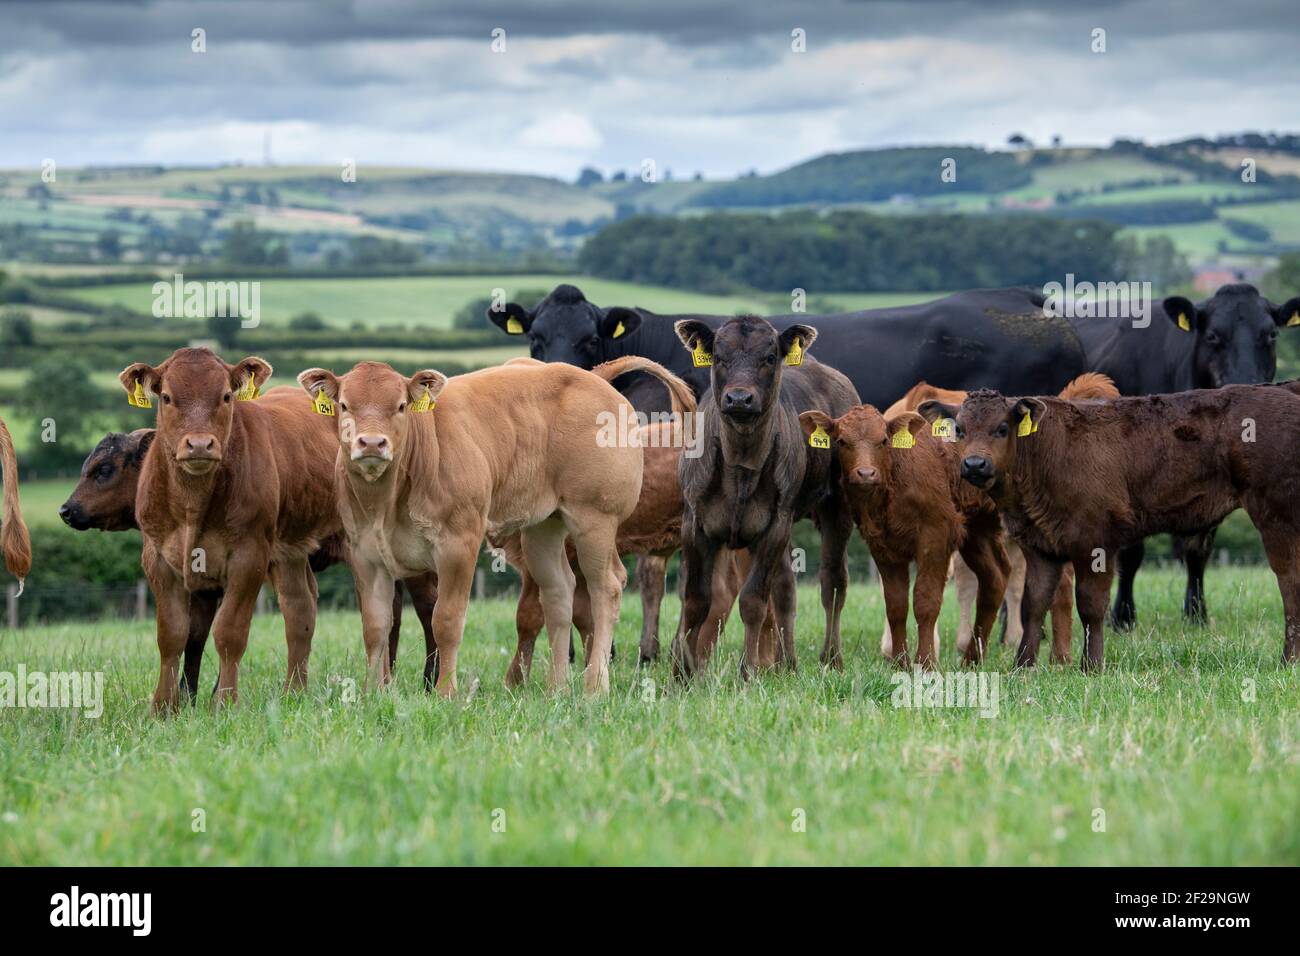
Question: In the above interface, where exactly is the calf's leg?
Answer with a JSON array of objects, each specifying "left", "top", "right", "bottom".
[
  {"left": 958, "top": 532, "right": 1009, "bottom": 666},
  {"left": 912, "top": 541, "right": 950, "bottom": 670},
  {"left": 429, "top": 533, "right": 482, "bottom": 698},
  {"left": 353, "top": 559, "right": 397, "bottom": 690},
  {"left": 674, "top": 523, "right": 720, "bottom": 680},
  {"left": 387, "top": 579, "right": 404, "bottom": 672},
  {"left": 953, "top": 555, "right": 978, "bottom": 658},
  {"left": 180, "top": 589, "right": 220, "bottom": 704},
  {"left": 815, "top": 503, "right": 853, "bottom": 670},
  {"left": 1000, "top": 541, "right": 1026, "bottom": 647},
  {"left": 211, "top": 564, "right": 266, "bottom": 707},
  {"left": 1048, "top": 564, "right": 1075, "bottom": 664},
  {"left": 877, "top": 561, "right": 912, "bottom": 669},
  {"left": 149, "top": 569, "right": 191, "bottom": 716},
  {"left": 567, "top": 512, "right": 626, "bottom": 695},
  {"left": 1179, "top": 528, "right": 1216, "bottom": 625},
  {"left": 1110, "top": 539, "right": 1143, "bottom": 631},
  {"left": 636, "top": 552, "right": 669, "bottom": 664},
  {"left": 506, "top": 566, "right": 543, "bottom": 688},
  {"left": 1072, "top": 555, "right": 1114, "bottom": 672},
  {"left": 1016, "top": 548, "right": 1065, "bottom": 668},
  {"left": 405, "top": 572, "right": 439, "bottom": 692},
  {"left": 269, "top": 557, "right": 318, "bottom": 693},
  {"left": 519, "top": 518, "right": 577, "bottom": 693}
]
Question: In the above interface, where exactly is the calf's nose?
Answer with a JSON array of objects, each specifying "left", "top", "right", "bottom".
[
  {"left": 58, "top": 503, "right": 75, "bottom": 525},
  {"left": 722, "top": 389, "right": 756, "bottom": 411},
  {"left": 852, "top": 466, "right": 880, "bottom": 484},
  {"left": 355, "top": 434, "right": 390, "bottom": 455},
  {"left": 960, "top": 456, "right": 992, "bottom": 479},
  {"left": 183, "top": 434, "right": 217, "bottom": 456}
]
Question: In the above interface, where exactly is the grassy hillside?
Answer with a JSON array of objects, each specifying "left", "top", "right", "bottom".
[
  {"left": 2, "top": 568, "right": 1298, "bottom": 865},
  {"left": 56, "top": 274, "right": 939, "bottom": 329}
]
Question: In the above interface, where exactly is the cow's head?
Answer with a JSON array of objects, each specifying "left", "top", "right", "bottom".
[
  {"left": 675, "top": 315, "right": 817, "bottom": 430},
  {"left": 119, "top": 348, "right": 272, "bottom": 478},
  {"left": 918, "top": 389, "right": 1046, "bottom": 491},
  {"left": 487, "top": 284, "right": 641, "bottom": 368},
  {"left": 298, "top": 361, "right": 446, "bottom": 483},
  {"left": 1164, "top": 283, "right": 1300, "bottom": 388},
  {"left": 799, "top": 405, "right": 927, "bottom": 489},
  {"left": 59, "top": 429, "right": 154, "bottom": 531}
]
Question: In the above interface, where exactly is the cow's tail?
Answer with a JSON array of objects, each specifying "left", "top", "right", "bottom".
[
  {"left": 0, "top": 414, "right": 31, "bottom": 595},
  {"left": 590, "top": 357, "right": 696, "bottom": 416},
  {"left": 1059, "top": 372, "right": 1119, "bottom": 401}
]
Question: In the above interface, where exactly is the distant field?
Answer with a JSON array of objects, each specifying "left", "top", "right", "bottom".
[{"left": 60, "top": 275, "right": 942, "bottom": 329}]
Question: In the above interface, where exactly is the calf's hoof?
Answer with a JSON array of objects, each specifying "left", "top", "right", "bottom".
[{"left": 1109, "top": 602, "right": 1136, "bottom": 632}]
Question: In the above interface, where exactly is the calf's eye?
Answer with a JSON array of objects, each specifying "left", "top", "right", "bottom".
[
  {"left": 996, "top": 424, "right": 1009, "bottom": 437},
  {"left": 398, "top": 402, "right": 407, "bottom": 413}
]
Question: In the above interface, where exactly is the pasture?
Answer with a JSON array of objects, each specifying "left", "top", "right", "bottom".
[
  {"left": 58, "top": 274, "right": 941, "bottom": 329},
  {"left": 2, "top": 567, "right": 1297, "bottom": 866}
]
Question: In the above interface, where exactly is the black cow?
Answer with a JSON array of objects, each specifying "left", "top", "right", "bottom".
[
  {"left": 1069, "top": 283, "right": 1300, "bottom": 629},
  {"left": 488, "top": 284, "right": 1088, "bottom": 413}
]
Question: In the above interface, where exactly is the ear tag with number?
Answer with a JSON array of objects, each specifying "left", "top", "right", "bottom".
[
  {"left": 1177, "top": 312, "right": 1191, "bottom": 332},
  {"left": 932, "top": 418, "right": 955, "bottom": 440},
  {"left": 692, "top": 342, "right": 713, "bottom": 367},
  {"left": 506, "top": 316, "right": 524, "bottom": 334},
  {"left": 1288, "top": 311, "right": 1300, "bottom": 328},
  {"left": 312, "top": 389, "right": 336, "bottom": 416},
  {"left": 891, "top": 426, "right": 915, "bottom": 449},
  {"left": 411, "top": 385, "right": 436, "bottom": 413},
  {"left": 785, "top": 336, "right": 804, "bottom": 366},
  {"left": 613, "top": 320, "right": 626, "bottom": 338},
  {"left": 236, "top": 376, "right": 260, "bottom": 401},
  {"left": 129, "top": 380, "right": 152, "bottom": 409},
  {"left": 809, "top": 425, "right": 830, "bottom": 449},
  {"left": 1017, "top": 411, "right": 1037, "bottom": 437}
]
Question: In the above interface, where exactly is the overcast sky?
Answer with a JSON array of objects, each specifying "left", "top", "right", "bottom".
[{"left": 1, "top": 0, "right": 1297, "bottom": 179}]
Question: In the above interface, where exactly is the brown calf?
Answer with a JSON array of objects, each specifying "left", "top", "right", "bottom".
[
  {"left": 298, "top": 355, "right": 685, "bottom": 696},
  {"left": 121, "top": 350, "right": 343, "bottom": 712},
  {"left": 0, "top": 413, "right": 32, "bottom": 593},
  {"left": 887, "top": 373, "right": 1119, "bottom": 662},
  {"left": 801, "top": 404, "right": 1008, "bottom": 667},
  {"left": 919, "top": 381, "right": 1300, "bottom": 668}
]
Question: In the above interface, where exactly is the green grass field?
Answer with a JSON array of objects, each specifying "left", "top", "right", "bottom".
[
  {"left": 59, "top": 274, "right": 941, "bottom": 329},
  {"left": 2, "top": 567, "right": 1297, "bottom": 866}
]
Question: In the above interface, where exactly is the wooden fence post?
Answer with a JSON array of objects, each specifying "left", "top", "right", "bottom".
[{"left": 136, "top": 580, "right": 149, "bottom": 619}]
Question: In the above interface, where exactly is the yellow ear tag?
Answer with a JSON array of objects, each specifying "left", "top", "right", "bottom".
[
  {"left": 1177, "top": 312, "right": 1191, "bottom": 332},
  {"left": 613, "top": 320, "right": 626, "bottom": 338},
  {"left": 1017, "top": 411, "right": 1037, "bottom": 437},
  {"left": 809, "top": 425, "right": 830, "bottom": 449},
  {"left": 1288, "top": 311, "right": 1300, "bottom": 328},
  {"left": 128, "top": 380, "right": 152, "bottom": 409},
  {"left": 411, "top": 385, "right": 435, "bottom": 413},
  {"left": 505, "top": 316, "right": 524, "bottom": 334},
  {"left": 692, "top": 342, "right": 713, "bottom": 367},
  {"left": 312, "top": 389, "right": 335, "bottom": 416},
  {"left": 932, "top": 418, "right": 955, "bottom": 440},
  {"left": 785, "top": 336, "right": 804, "bottom": 366},
  {"left": 236, "top": 376, "right": 260, "bottom": 401},
  {"left": 890, "top": 426, "right": 915, "bottom": 449}
]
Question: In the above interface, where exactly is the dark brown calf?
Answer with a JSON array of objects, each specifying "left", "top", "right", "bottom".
[
  {"left": 673, "top": 315, "right": 859, "bottom": 679},
  {"left": 801, "top": 405, "right": 1008, "bottom": 668},
  {"left": 121, "top": 348, "right": 343, "bottom": 712},
  {"left": 920, "top": 382, "right": 1300, "bottom": 668}
]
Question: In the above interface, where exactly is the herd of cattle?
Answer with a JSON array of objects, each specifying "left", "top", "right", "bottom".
[{"left": 0, "top": 280, "right": 1297, "bottom": 711}]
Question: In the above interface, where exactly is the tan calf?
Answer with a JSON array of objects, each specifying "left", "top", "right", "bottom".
[
  {"left": 0, "top": 413, "right": 31, "bottom": 594},
  {"left": 298, "top": 356, "right": 682, "bottom": 696}
]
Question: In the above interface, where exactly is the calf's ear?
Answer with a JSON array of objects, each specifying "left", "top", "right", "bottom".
[
  {"left": 1163, "top": 296, "right": 1199, "bottom": 333},
  {"left": 674, "top": 319, "right": 715, "bottom": 355},
  {"left": 487, "top": 302, "right": 532, "bottom": 336},
  {"left": 229, "top": 356, "right": 273, "bottom": 393},
  {"left": 297, "top": 367, "right": 340, "bottom": 401},
  {"left": 798, "top": 409, "right": 835, "bottom": 438},
  {"left": 119, "top": 362, "right": 162, "bottom": 397},
  {"left": 887, "top": 411, "right": 927, "bottom": 439},
  {"left": 1272, "top": 296, "right": 1300, "bottom": 329},
  {"left": 600, "top": 307, "right": 641, "bottom": 341},
  {"left": 916, "top": 399, "right": 958, "bottom": 423},
  {"left": 779, "top": 324, "right": 818, "bottom": 362},
  {"left": 406, "top": 369, "right": 448, "bottom": 405},
  {"left": 128, "top": 428, "right": 157, "bottom": 463},
  {"left": 1011, "top": 397, "right": 1049, "bottom": 433}
]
